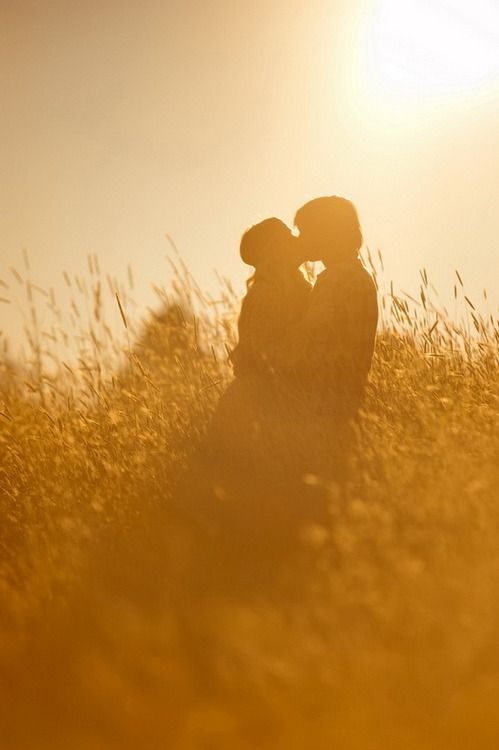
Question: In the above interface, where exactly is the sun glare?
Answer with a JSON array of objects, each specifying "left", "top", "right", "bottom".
[{"left": 361, "top": 0, "right": 499, "bottom": 106}]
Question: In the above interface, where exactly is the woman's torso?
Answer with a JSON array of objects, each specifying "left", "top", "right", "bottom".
[{"left": 231, "top": 270, "right": 312, "bottom": 379}]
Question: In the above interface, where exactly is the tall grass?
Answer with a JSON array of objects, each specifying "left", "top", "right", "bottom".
[{"left": 0, "top": 253, "right": 498, "bottom": 749}]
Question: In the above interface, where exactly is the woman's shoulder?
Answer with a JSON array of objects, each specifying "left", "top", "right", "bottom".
[
  {"left": 294, "top": 270, "right": 313, "bottom": 286},
  {"left": 242, "top": 273, "right": 311, "bottom": 313},
  {"left": 242, "top": 278, "right": 273, "bottom": 303},
  {"left": 283, "top": 270, "right": 313, "bottom": 294},
  {"left": 239, "top": 279, "right": 280, "bottom": 324}
]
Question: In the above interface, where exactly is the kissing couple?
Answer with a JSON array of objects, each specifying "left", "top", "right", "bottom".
[{"left": 207, "top": 194, "right": 379, "bottom": 492}]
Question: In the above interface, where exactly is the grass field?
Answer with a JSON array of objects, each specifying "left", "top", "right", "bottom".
[{"left": 1, "top": 254, "right": 499, "bottom": 749}]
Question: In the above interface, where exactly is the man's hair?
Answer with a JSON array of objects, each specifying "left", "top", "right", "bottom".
[{"left": 294, "top": 196, "right": 363, "bottom": 256}]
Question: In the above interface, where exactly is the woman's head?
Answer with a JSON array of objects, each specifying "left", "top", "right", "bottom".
[
  {"left": 294, "top": 196, "right": 363, "bottom": 265},
  {"left": 240, "top": 218, "right": 303, "bottom": 271}
]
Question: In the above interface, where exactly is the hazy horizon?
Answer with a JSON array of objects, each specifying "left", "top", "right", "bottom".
[{"left": 2, "top": 0, "right": 499, "bottom": 349}]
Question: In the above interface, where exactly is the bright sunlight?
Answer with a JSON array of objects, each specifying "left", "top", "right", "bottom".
[
  {"left": 2, "top": 3, "right": 499, "bottom": 748},
  {"left": 362, "top": 0, "right": 499, "bottom": 104}
]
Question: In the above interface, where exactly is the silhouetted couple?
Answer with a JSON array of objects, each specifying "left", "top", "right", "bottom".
[{"left": 208, "top": 195, "right": 378, "bottom": 498}]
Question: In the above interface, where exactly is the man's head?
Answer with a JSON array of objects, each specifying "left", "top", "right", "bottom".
[{"left": 294, "top": 196, "right": 363, "bottom": 266}]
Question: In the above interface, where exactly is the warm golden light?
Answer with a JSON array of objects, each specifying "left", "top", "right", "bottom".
[
  {"left": 362, "top": 0, "right": 499, "bottom": 104},
  {"left": 2, "top": 3, "right": 499, "bottom": 748}
]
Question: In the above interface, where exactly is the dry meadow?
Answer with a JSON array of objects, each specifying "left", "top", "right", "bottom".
[{"left": 1, "top": 254, "right": 499, "bottom": 749}]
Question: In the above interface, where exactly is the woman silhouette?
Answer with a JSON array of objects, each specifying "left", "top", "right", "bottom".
[
  {"left": 230, "top": 218, "right": 311, "bottom": 380},
  {"left": 175, "top": 220, "right": 312, "bottom": 568},
  {"left": 206, "top": 218, "right": 311, "bottom": 479}
]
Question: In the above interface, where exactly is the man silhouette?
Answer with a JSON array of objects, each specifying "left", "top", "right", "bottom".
[
  {"left": 296, "top": 195, "right": 378, "bottom": 417},
  {"left": 272, "top": 196, "right": 378, "bottom": 477}
]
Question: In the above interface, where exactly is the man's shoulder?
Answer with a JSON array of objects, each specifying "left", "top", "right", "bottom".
[
  {"left": 310, "top": 270, "right": 334, "bottom": 303},
  {"left": 348, "top": 261, "right": 377, "bottom": 294},
  {"left": 310, "top": 261, "right": 377, "bottom": 310},
  {"left": 359, "top": 264, "right": 378, "bottom": 298}
]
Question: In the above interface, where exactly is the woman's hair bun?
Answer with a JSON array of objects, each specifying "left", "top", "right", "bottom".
[{"left": 240, "top": 218, "right": 289, "bottom": 267}]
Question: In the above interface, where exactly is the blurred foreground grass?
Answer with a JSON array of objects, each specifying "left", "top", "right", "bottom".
[{"left": 1, "top": 255, "right": 499, "bottom": 749}]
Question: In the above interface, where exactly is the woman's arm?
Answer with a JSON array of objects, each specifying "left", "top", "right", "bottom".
[{"left": 268, "top": 280, "right": 337, "bottom": 371}]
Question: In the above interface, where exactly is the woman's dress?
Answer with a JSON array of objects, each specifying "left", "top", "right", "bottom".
[{"left": 199, "top": 270, "right": 313, "bottom": 507}]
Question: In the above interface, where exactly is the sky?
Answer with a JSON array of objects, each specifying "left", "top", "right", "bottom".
[{"left": 1, "top": 0, "right": 499, "bottom": 350}]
